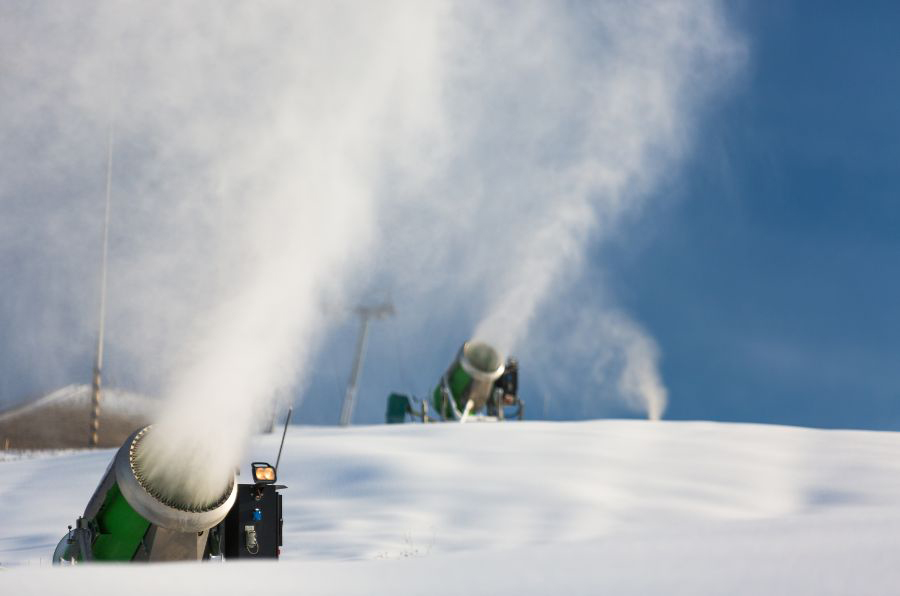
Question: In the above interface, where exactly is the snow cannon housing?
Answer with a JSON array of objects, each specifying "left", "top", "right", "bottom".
[
  {"left": 386, "top": 341, "right": 524, "bottom": 422},
  {"left": 52, "top": 427, "right": 286, "bottom": 563}
]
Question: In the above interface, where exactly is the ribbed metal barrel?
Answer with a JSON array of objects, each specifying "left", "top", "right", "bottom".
[
  {"left": 432, "top": 341, "right": 505, "bottom": 418},
  {"left": 115, "top": 426, "right": 236, "bottom": 532}
]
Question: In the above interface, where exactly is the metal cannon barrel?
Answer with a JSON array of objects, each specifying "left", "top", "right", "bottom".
[
  {"left": 432, "top": 341, "right": 505, "bottom": 419},
  {"left": 53, "top": 426, "right": 237, "bottom": 562}
]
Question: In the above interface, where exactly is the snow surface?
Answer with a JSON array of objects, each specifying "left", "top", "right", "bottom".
[{"left": 1, "top": 420, "right": 899, "bottom": 594}]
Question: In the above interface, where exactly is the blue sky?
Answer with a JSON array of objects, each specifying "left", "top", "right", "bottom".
[
  {"left": 300, "top": 2, "right": 900, "bottom": 430},
  {"left": 619, "top": 1, "right": 900, "bottom": 430}
]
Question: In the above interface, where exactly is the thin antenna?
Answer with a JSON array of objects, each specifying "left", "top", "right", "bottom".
[
  {"left": 90, "top": 127, "right": 114, "bottom": 448},
  {"left": 274, "top": 407, "right": 293, "bottom": 475}
]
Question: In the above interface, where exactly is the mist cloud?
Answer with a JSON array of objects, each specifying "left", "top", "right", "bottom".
[{"left": 0, "top": 0, "right": 742, "bottom": 480}]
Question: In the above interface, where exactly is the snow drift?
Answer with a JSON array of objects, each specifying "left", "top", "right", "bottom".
[{"left": 1, "top": 420, "right": 898, "bottom": 595}]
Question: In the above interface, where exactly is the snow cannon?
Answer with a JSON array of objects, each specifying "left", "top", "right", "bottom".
[
  {"left": 432, "top": 341, "right": 505, "bottom": 420},
  {"left": 386, "top": 342, "right": 524, "bottom": 423},
  {"left": 53, "top": 426, "right": 237, "bottom": 562}
]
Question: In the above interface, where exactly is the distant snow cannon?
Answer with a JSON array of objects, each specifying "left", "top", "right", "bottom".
[
  {"left": 53, "top": 422, "right": 288, "bottom": 563},
  {"left": 433, "top": 341, "right": 504, "bottom": 419},
  {"left": 386, "top": 341, "right": 524, "bottom": 423}
]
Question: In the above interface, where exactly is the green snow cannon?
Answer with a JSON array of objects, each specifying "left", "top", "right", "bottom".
[
  {"left": 433, "top": 341, "right": 505, "bottom": 420},
  {"left": 52, "top": 426, "right": 237, "bottom": 563}
]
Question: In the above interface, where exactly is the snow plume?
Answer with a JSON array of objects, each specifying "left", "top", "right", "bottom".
[
  {"left": 376, "top": 2, "right": 742, "bottom": 420},
  {"left": 564, "top": 307, "right": 669, "bottom": 421},
  {"left": 117, "top": 3, "right": 446, "bottom": 506},
  {"left": 0, "top": 0, "right": 740, "bottom": 497},
  {"left": 0, "top": 1, "right": 450, "bottom": 504}
]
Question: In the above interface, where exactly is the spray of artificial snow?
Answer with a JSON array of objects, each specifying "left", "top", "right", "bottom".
[
  {"left": 383, "top": 2, "right": 741, "bottom": 420},
  {"left": 0, "top": 1, "right": 741, "bottom": 502}
]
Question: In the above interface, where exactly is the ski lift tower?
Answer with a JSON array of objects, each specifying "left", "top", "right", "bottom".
[{"left": 339, "top": 300, "right": 394, "bottom": 426}]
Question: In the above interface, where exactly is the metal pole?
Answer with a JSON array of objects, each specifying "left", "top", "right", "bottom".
[
  {"left": 90, "top": 128, "right": 113, "bottom": 448},
  {"left": 339, "top": 301, "right": 394, "bottom": 426},
  {"left": 339, "top": 316, "right": 371, "bottom": 426}
]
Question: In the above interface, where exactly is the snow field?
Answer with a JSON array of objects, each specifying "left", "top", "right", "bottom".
[{"left": 2, "top": 420, "right": 899, "bottom": 594}]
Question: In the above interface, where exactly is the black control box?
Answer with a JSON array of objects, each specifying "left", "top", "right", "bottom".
[{"left": 222, "top": 483, "right": 284, "bottom": 559}]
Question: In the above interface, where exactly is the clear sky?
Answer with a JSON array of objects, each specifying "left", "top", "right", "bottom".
[
  {"left": 617, "top": 1, "right": 900, "bottom": 430},
  {"left": 301, "top": 2, "right": 900, "bottom": 430}
]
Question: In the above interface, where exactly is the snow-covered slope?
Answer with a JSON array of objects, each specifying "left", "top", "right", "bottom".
[
  {"left": 0, "top": 384, "right": 156, "bottom": 449},
  {"left": 0, "top": 385, "right": 154, "bottom": 422},
  {"left": 2, "top": 420, "right": 899, "bottom": 594}
]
